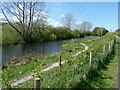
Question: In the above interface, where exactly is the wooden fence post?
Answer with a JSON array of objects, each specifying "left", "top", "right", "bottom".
[
  {"left": 111, "top": 41, "right": 113, "bottom": 47},
  {"left": 59, "top": 54, "right": 62, "bottom": 71},
  {"left": 34, "top": 78, "right": 40, "bottom": 90},
  {"left": 81, "top": 47, "right": 83, "bottom": 59},
  {"left": 111, "top": 39, "right": 114, "bottom": 47},
  {"left": 111, "top": 41, "right": 112, "bottom": 49},
  {"left": 89, "top": 52, "right": 92, "bottom": 67},
  {"left": 112, "top": 38, "right": 114, "bottom": 47},
  {"left": 109, "top": 43, "right": 111, "bottom": 51},
  {"left": 103, "top": 45, "right": 106, "bottom": 54},
  {"left": 113, "top": 38, "right": 114, "bottom": 44},
  {"left": 110, "top": 39, "right": 114, "bottom": 49}
]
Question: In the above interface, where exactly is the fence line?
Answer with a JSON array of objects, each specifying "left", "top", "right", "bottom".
[
  {"left": 33, "top": 38, "right": 115, "bottom": 89},
  {"left": 88, "top": 38, "right": 115, "bottom": 69}
]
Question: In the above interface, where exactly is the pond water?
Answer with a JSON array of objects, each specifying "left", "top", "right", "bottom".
[{"left": 2, "top": 38, "right": 83, "bottom": 64}]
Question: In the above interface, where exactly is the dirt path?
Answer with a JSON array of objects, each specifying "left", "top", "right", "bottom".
[
  {"left": 73, "top": 43, "right": 88, "bottom": 56},
  {"left": 10, "top": 42, "right": 89, "bottom": 87},
  {"left": 10, "top": 61, "right": 67, "bottom": 86}
]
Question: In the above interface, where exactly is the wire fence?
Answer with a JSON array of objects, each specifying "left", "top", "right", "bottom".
[{"left": 33, "top": 37, "right": 115, "bottom": 88}]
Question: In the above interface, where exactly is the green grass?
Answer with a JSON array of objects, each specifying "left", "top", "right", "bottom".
[
  {"left": 77, "top": 37, "right": 118, "bottom": 88},
  {"left": 2, "top": 24, "right": 23, "bottom": 45},
  {"left": 7, "top": 32, "right": 117, "bottom": 88},
  {"left": 2, "top": 36, "right": 96, "bottom": 83},
  {"left": 3, "top": 53, "right": 60, "bottom": 81}
]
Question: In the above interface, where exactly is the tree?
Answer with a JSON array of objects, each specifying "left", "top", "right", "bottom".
[
  {"left": 32, "top": 17, "right": 49, "bottom": 42},
  {"left": 62, "top": 13, "right": 75, "bottom": 30},
  {"left": 1, "top": 1, "right": 46, "bottom": 43},
  {"left": 79, "top": 21, "right": 92, "bottom": 31},
  {"left": 92, "top": 27, "right": 108, "bottom": 36}
]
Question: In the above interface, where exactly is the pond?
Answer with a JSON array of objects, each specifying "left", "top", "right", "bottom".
[{"left": 2, "top": 38, "right": 83, "bottom": 64}]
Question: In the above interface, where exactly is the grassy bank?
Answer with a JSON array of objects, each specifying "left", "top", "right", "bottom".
[
  {"left": 2, "top": 36, "right": 96, "bottom": 86},
  {"left": 16, "top": 33, "right": 115, "bottom": 88},
  {"left": 77, "top": 37, "right": 118, "bottom": 88},
  {"left": 2, "top": 32, "right": 117, "bottom": 88},
  {"left": 2, "top": 36, "right": 90, "bottom": 81}
]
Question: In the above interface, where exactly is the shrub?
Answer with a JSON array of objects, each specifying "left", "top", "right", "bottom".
[
  {"left": 115, "top": 29, "right": 120, "bottom": 36},
  {"left": 92, "top": 27, "right": 109, "bottom": 36},
  {"left": 49, "top": 33, "right": 57, "bottom": 41}
]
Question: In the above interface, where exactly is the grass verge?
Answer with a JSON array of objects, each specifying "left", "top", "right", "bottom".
[{"left": 7, "top": 33, "right": 117, "bottom": 88}]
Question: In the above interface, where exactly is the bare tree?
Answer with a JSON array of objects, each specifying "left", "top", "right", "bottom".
[
  {"left": 1, "top": 1, "right": 46, "bottom": 43},
  {"left": 79, "top": 21, "right": 92, "bottom": 31},
  {"left": 62, "top": 13, "right": 75, "bottom": 29}
]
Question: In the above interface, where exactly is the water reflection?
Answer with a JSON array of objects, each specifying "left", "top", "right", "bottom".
[
  {"left": 2, "top": 40, "right": 63, "bottom": 64},
  {"left": 2, "top": 38, "right": 82, "bottom": 64}
]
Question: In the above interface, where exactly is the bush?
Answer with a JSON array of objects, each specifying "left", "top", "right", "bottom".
[
  {"left": 115, "top": 29, "right": 120, "bottom": 36},
  {"left": 2, "top": 24, "right": 87, "bottom": 45},
  {"left": 49, "top": 33, "right": 57, "bottom": 41},
  {"left": 92, "top": 27, "right": 109, "bottom": 36}
]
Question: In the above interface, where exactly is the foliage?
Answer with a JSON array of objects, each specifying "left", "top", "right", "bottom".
[
  {"left": 2, "top": 24, "right": 24, "bottom": 45},
  {"left": 115, "top": 29, "right": 120, "bottom": 36},
  {"left": 2, "top": 53, "right": 60, "bottom": 81},
  {"left": 7, "top": 33, "right": 116, "bottom": 88},
  {"left": 2, "top": 2, "right": 46, "bottom": 43},
  {"left": 92, "top": 27, "right": 109, "bottom": 36},
  {"left": 71, "top": 30, "right": 84, "bottom": 38},
  {"left": 50, "top": 27, "right": 73, "bottom": 40},
  {"left": 2, "top": 24, "right": 86, "bottom": 45}
]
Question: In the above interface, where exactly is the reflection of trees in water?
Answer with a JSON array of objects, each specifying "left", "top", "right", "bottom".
[
  {"left": 2, "top": 40, "right": 70, "bottom": 64},
  {"left": 2, "top": 44, "right": 22, "bottom": 64},
  {"left": 21, "top": 42, "right": 46, "bottom": 54}
]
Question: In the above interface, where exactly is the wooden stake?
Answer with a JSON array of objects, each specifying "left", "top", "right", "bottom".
[
  {"left": 89, "top": 52, "right": 92, "bottom": 66},
  {"left": 34, "top": 78, "right": 40, "bottom": 90},
  {"left": 103, "top": 45, "right": 106, "bottom": 54},
  {"left": 59, "top": 54, "right": 61, "bottom": 66},
  {"left": 109, "top": 43, "right": 111, "bottom": 51},
  {"left": 59, "top": 54, "right": 62, "bottom": 71}
]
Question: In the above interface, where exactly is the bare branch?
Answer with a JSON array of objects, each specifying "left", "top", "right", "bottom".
[
  {"left": 79, "top": 21, "right": 92, "bottom": 31},
  {"left": 2, "top": 1, "right": 46, "bottom": 43},
  {"left": 1, "top": 9, "right": 22, "bottom": 35},
  {"left": 62, "top": 13, "right": 75, "bottom": 29},
  {"left": 3, "top": 4, "right": 22, "bottom": 24}
]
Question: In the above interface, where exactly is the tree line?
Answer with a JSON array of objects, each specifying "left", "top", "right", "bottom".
[{"left": 1, "top": 1, "right": 110, "bottom": 45}]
